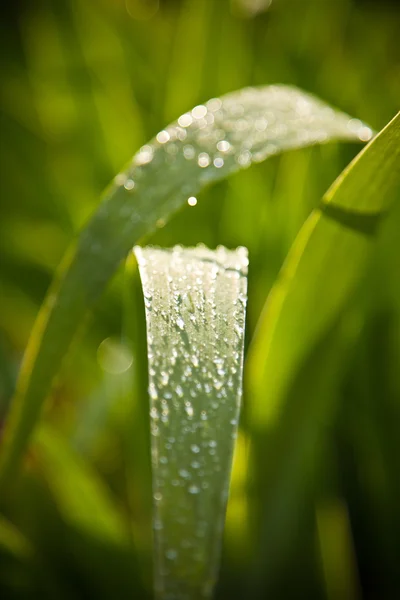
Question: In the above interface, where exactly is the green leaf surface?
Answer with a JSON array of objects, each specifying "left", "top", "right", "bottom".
[
  {"left": 0, "top": 85, "right": 367, "bottom": 493},
  {"left": 247, "top": 111, "right": 400, "bottom": 428},
  {"left": 134, "top": 245, "right": 248, "bottom": 599}
]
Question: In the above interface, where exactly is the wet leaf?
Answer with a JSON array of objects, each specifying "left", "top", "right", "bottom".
[{"left": 134, "top": 244, "right": 248, "bottom": 598}]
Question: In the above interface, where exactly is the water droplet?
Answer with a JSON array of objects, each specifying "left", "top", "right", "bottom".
[
  {"left": 183, "top": 144, "right": 195, "bottom": 159},
  {"left": 188, "top": 485, "right": 200, "bottom": 495},
  {"left": 150, "top": 407, "right": 159, "bottom": 419},
  {"left": 156, "top": 130, "right": 170, "bottom": 144},
  {"left": 358, "top": 126, "right": 373, "bottom": 141},
  {"left": 135, "top": 145, "right": 153, "bottom": 165},
  {"left": 124, "top": 178, "right": 135, "bottom": 191},
  {"left": 185, "top": 404, "right": 194, "bottom": 418},
  {"left": 176, "top": 317, "right": 185, "bottom": 330},
  {"left": 192, "top": 105, "right": 207, "bottom": 119},
  {"left": 198, "top": 152, "right": 210, "bottom": 168},
  {"left": 188, "top": 196, "right": 197, "bottom": 206},
  {"left": 216, "top": 140, "right": 231, "bottom": 152},
  {"left": 178, "top": 113, "right": 193, "bottom": 128},
  {"left": 160, "top": 371, "right": 169, "bottom": 386},
  {"left": 191, "top": 444, "right": 200, "bottom": 454}
]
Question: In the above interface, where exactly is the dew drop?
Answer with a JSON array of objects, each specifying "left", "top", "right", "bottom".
[
  {"left": 166, "top": 549, "right": 177, "bottom": 560},
  {"left": 135, "top": 145, "right": 153, "bottom": 165},
  {"left": 192, "top": 105, "right": 207, "bottom": 119},
  {"left": 183, "top": 144, "right": 195, "bottom": 159},
  {"left": 160, "top": 371, "right": 169, "bottom": 386},
  {"left": 198, "top": 152, "right": 210, "bottom": 168},
  {"left": 149, "top": 384, "right": 158, "bottom": 400},
  {"left": 217, "top": 140, "right": 231, "bottom": 152},
  {"left": 176, "top": 317, "right": 185, "bottom": 330},
  {"left": 156, "top": 130, "right": 170, "bottom": 144},
  {"left": 114, "top": 173, "right": 127, "bottom": 186},
  {"left": 178, "top": 113, "right": 193, "bottom": 128}
]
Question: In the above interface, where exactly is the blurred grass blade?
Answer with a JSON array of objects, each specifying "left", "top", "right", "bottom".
[
  {"left": 247, "top": 111, "right": 400, "bottom": 425},
  {"left": 32, "top": 426, "right": 128, "bottom": 546},
  {"left": 0, "top": 514, "right": 34, "bottom": 562},
  {"left": 0, "top": 85, "right": 369, "bottom": 493},
  {"left": 134, "top": 245, "right": 248, "bottom": 599},
  {"left": 316, "top": 498, "right": 361, "bottom": 600},
  {"left": 245, "top": 112, "right": 400, "bottom": 592}
]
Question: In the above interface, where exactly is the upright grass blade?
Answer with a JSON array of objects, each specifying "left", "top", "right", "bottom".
[
  {"left": 0, "top": 85, "right": 369, "bottom": 494},
  {"left": 134, "top": 245, "right": 248, "bottom": 599},
  {"left": 245, "top": 112, "right": 400, "bottom": 592}
]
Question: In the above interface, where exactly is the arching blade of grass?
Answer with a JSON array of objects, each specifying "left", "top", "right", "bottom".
[
  {"left": 245, "top": 112, "right": 400, "bottom": 592},
  {"left": 134, "top": 245, "right": 248, "bottom": 600},
  {"left": 0, "top": 85, "right": 368, "bottom": 493},
  {"left": 247, "top": 111, "right": 400, "bottom": 424}
]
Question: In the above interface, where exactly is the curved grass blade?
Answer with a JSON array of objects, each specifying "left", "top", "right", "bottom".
[
  {"left": 247, "top": 111, "right": 400, "bottom": 425},
  {"left": 0, "top": 85, "right": 370, "bottom": 493},
  {"left": 134, "top": 245, "right": 248, "bottom": 599},
  {"left": 245, "top": 112, "right": 400, "bottom": 593}
]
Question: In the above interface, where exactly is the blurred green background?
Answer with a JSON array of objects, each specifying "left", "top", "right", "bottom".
[{"left": 0, "top": 0, "right": 399, "bottom": 598}]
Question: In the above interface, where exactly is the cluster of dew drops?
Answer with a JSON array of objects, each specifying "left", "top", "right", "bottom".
[
  {"left": 134, "top": 245, "right": 248, "bottom": 581},
  {"left": 114, "top": 85, "right": 373, "bottom": 217}
]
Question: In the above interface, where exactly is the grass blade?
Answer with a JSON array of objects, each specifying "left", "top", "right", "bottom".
[
  {"left": 0, "top": 514, "right": 34, "bottom": 562},
  {"left": 0, "top": 85, "right": 369, "bottom": 493},
  {"left": 33, "top": 426, "right": 128, "bottom": 546},
  {"left": 245, "top": 112, "right": 400, "bottom": 592},
  {"left": 247, "top": 111, "right": 400, "bottom": 425},
  {"left": 134, "top": 245, "right": 248, "bottom": 599}
]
